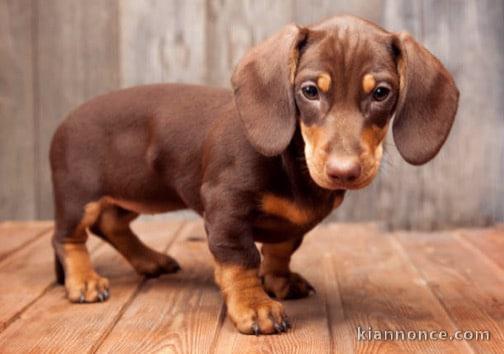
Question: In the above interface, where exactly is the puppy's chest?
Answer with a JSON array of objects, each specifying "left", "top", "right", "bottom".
[{"left": 256, "top": 191, "right": 344, "bottom": 231}]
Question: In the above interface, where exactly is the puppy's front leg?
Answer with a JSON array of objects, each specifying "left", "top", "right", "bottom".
[
  {"left": 205, "top": 214, "right": 289, "bottom": 334},
  {"left": 261, "top": 239, "right": 315, "bottom": 299}
]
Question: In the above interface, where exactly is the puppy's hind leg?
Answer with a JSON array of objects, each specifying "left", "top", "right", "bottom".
[
  {"left": 52, "top": 201, "right": 110, "bottom": 303},
  {"left": 90, "top": 204, "right": 180, "bottom": 278}
]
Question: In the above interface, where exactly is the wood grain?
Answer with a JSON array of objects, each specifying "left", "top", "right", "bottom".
[
  {"left": 96, "top": 220, "right": 222, "bottom": 353},
  {"left": 213, "top": 225, "right": 333, "bottom": 354},
  {"left": 459, "top": 226, "right": 504, "bottom": 270},
  {"left": 394, "top": 229, "right": 504, "bottom": 353},
  {"left": 0, "top": 221, "right": 183, "bottom": 353},
  {"left": 0, "top": 0, "right": 36, "bottom": 220},
  {"left": 0, "top": 226, "right": 102, "bottom": 331},
  {"left": 119, "top": 0, "right": 206, "bottom": 86},
  {"left": 2, "top": 0, "right": 504, "bottom": 228},
  {"left": 0, "top": 221, "right": 52, "bottom": 262},
  {"left": 0, "top": 221, "right": 504, "bottom": 351},
  {"left": 34, "top": 0, "right": 120, "bottom": 219},
  {"left": 319, "top": 223, "right": 472, "bottom": 353},
  {"left": 205, "top": 0, "right": 293, "bottom": 87}
]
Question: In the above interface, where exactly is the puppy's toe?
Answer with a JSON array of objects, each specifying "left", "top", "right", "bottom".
[
  {"left": 262, "top": 272, "right": 315, "bottom": 300},
  {"left": 229, "top": 297, "right": 289, "bottom": 335},
  {"left": 66, "top": 272, "right": 110, "bottom": 303},
  {"left": 136, "top": 254, "right": 181, "bottom": 278}
]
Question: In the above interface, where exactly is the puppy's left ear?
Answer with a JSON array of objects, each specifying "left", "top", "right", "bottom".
[
  {"left": 231, "top": 25, "right": 308, "bottom": 156},
  {"left": 392, "top": 32, "right": 459, "bottom": 165}
]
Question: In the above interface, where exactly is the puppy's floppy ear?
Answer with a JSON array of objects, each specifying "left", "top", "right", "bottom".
[
  {"left": 231, "top": 24, "right": 308, "bottom": 156},
  {"left": 392, "top": 32, "right": 459, "bottom": 165}
]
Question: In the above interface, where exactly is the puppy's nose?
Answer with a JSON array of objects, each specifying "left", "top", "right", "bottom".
[{"left": 326, "top": 156, "right": 361, "bottom": 183}]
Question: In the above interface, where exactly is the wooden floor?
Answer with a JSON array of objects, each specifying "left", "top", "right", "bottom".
[{"left": 0, "top": 220, "right": 502, "bottom": 353}]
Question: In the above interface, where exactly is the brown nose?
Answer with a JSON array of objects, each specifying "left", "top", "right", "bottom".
[{"left": 326, "top": 156, "right": 361, "bottom": 183}]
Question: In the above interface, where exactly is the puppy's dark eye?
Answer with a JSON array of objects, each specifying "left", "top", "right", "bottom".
[
  {"left": 302, "top": 85, "right": 319, "bottom": 100},
  {"left": 372, "top": 86, "right": 390, "bottom": 101}
]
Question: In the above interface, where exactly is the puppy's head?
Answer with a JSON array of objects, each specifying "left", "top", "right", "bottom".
[{"left": 232, "top": 15, "right": 459, "bottom": 190}]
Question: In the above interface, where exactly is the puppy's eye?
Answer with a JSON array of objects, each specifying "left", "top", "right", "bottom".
[
  {"left": 302, "top": 85, "right": 319, "bottom": 100},
  {"left": 372, "top": 86, "right": 390, "bottom": 101}
]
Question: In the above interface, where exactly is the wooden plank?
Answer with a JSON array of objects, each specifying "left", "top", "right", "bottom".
[
  {"left": 35, "top": 0, "right": 120, "bottom": 219},
  {"left": 0, "top": 0, "right": 36, "bottom": 220},
  {"left": 119, "top": 0, "right": 206, "bottom": 87},
  {"left": 293, "top": 0, "right": 384, "bottom": 26},
  {"left": 394, "top": 230, "right": 504, "bottom": 352},
  {"left": 320, "top": 223, "right": 471, "bottom": 353},
  {"left": 0, "top": 221, "right": 52, "bottom": 262},
  {"left": 205, "top": 0, "right": 294, "bottom": 87},
  {"left": 0, "top": 220, "right": 184, "bottom": 352},
  {"left": 0, "top": 226, "right": 102, "bottom": 331},
  {"left": 212, "top": 226, "right": 332, "bottom": 354},
  {"left": 96, "top": 220, "right": 223, "bottom": 353},
  {"left": 460, "top": 227, "right": 504, "bottom": 270}
]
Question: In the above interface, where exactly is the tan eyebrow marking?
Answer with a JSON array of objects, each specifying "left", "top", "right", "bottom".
[
  {"left": 317, "top": 73, "right": 331, "bottom": 93},
  {"left": 362, "top": 74, "right": 376, "bottom": 94}
]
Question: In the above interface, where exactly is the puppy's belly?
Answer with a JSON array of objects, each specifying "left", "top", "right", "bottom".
[
  {"left": 252, "top": 218, "right": 314, "bottom": 243},
  {"left": 103, "top": 196, "right": 184, "bottom": 214}
]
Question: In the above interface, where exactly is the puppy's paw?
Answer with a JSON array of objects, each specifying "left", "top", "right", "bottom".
[
  {"left": 228, "top": 295, "right": 290, "bottom": 335},
  {"left": 133, "top": 254, "right": 181, "bottom": 278},
  {"left": 262, "top": 272, "right": 315, "bottom": 300},
  {"left": 66, "top": 271, "right": 110, "bottom": 303}
]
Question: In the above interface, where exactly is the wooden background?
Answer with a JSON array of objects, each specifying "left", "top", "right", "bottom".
[{"left": 1, "top": 0, "right": 503, "bottom": 229}]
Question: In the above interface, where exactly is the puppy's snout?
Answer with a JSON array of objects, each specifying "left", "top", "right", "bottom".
[{"left": 325, "top": 156, "right": 361, "bottom": 183}]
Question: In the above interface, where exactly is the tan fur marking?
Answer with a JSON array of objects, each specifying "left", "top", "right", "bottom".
[
  {"left": 317, "top": 73, "right": 331, "bottom": 93},
  {"left": 362, "top": 73, "right": 376, "bottom": 94},
  {"left": 300, "top": 121, "right": 336, "bottom": 189},
  {"left": 260, "top": 242, "right": 295, "bottom": 276},
  {"left": 62, "top": 243, "right": 109, "bottom": 302},
  {"left": 261, "top": 194, "right": 315, "bottom": 225},
  {"left": 103, "top": 196, "right": 176, "bottom": 215},
  {"left": 95, "top": 204, "right": 179, "bottom": 276},
  {"left": 81, "top": 201, "right": 103, "bottom": 228},
  {"left": 333, "top": 193, "right": 344, "bottom": 209},
  {"left": 215, "top": 263, "right": 285, "bottom": 334},
  {"left": 260, "top": 241, "right": 314, "bottom": 299},
  {"left": 361, "top": 122, "right": 388, "bottom": 153}
]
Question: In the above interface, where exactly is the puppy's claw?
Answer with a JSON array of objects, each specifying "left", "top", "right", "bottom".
[
  {"left": 252, "top": 323, "right": 260, "bottom": 336},
  {"left": 274, "top": 323, "right": 285, "bottom": 333},
  {"left": 283, "top": 317, "right": 292, "bottom": 329},
  {"left": 79, "top": 293, "right": 85, "bottom": 303},
  {"left": 103, "top": 289, "right": 110, "bottom": 300},
  {"left": 98, "top": 292, "right": 105, "bottom": 302}
]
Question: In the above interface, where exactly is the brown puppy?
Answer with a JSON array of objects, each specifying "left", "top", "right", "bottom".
[{"left": 50, "top": 15, "right": 458, "bottom": 334}]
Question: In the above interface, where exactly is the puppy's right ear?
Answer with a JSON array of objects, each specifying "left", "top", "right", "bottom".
[{"left": 231, "top": 25, "right": 308, "bottom": 156}]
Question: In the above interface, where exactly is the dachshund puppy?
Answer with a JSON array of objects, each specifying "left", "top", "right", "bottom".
[{"left": 50, "top": 15, "right": 458, "bottom": 335}]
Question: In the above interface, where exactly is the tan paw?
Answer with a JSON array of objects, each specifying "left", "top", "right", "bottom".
[
  {"left": 227, "top": 294, "right": 290, "bottom": 335},
  {"left": 262, "top": 272, "right": 315, "bottom": 300},
  {"left": 66, "top": 271, "right": 110, "bottom": 303},
  {"left": 132, "top": 254, "right": 181, "bottom": 278}
]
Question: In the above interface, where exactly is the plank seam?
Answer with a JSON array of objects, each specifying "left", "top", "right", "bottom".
[
  {"left": 323, "top": 254, "right": 339, "bottom": 354},
  {"left": 388, "top": 234, "right": 476, "bottom": 354},
  {"left": 0, "top": 282, "right": 55, "bottom": 334},
  {"left": 89, "top": 220, "right": 188, "bottom": 353},
  {"left": 0, "top": 234, "right": 105, "bottom": 334},
  {"left": 0, "top": 225, "right": 53, "bottom": 265}
]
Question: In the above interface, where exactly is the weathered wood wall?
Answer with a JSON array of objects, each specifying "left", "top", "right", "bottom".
[{"left": 1, "top": 0, "right": 503, "bottom": 229}]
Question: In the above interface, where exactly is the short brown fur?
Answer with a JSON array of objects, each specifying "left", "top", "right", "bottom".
[{"left": 50, "top": 15, "right": 458, "bottom": 335}]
